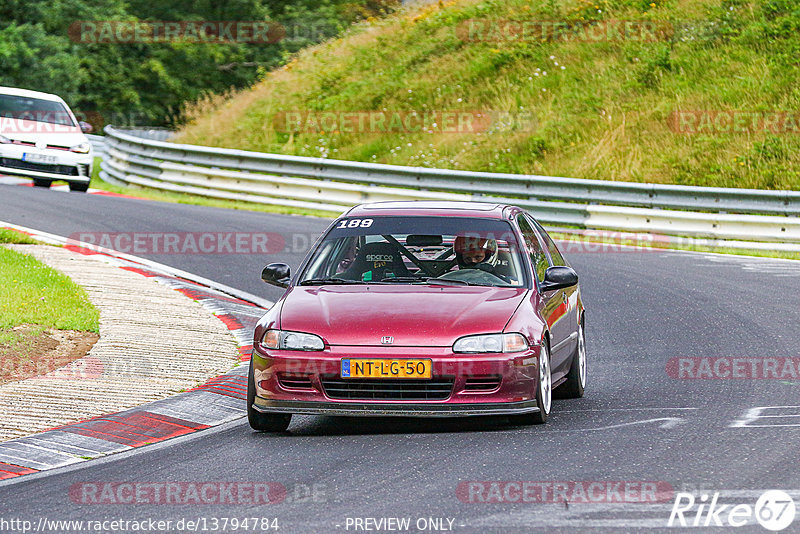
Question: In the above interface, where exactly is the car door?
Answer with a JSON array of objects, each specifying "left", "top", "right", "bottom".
[
  {"left": 529, "top": 216, "right": 578, "bottom": 376},
  {"left": 516, "top": 214, "right": 569, "bottom": 377}
]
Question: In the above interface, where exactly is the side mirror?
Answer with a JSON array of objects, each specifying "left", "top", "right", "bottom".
[
  {"left": 539, "top": 266, "right": 578, "bottom": 292},
  {"left": 261, "top": 263, "right": 290, "bottom": 288},
  {"left": 79, "top": 121, "right": 93, "bottom": 134}
]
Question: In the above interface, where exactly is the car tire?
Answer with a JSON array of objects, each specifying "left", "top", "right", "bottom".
[
  {"left": 511, "top": 338, "right": 552, "bottom": 425},
  {"left": 32, "top": 178, "right": 51, "bottom": 188},
  {"left": 556, "top": 318, "right": 586, "bottom": 399},
  {"left": 69, "top": 182, "right": 89, "bottom": 192},
  {"left": 247, "top": 359, "right": 292, "bottom": 432}
]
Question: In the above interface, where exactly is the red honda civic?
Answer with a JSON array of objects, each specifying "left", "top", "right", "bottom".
[{"left": 248, "top": 201, "right": 586, "bottom": 431}]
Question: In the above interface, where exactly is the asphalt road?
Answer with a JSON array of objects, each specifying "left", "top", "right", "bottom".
[
  {"left": 2, "top": 185, "right": 800, "bottom": 532},
  {"left": 0, "top": 186, "right": 328, "bottom": 301}
]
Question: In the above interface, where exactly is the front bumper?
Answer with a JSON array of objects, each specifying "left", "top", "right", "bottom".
[
  {"left": 0, "top": 146, "right": 92, "bottom": 182},
  {"left": 252, "top": 398, "right": 539, "bottom": 417},
  {"left": 251, "top": 344, "right": 541, "bottom": 417}
]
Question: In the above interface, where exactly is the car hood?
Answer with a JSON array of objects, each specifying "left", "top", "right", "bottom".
[
  {"left": 279, "top": 285, "right": 528, "bottom": 347},
  {"left": 1, "top": 119, "right": 86, "bottom": 147}
]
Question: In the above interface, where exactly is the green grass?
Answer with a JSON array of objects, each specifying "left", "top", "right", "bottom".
[
  {"left": 173, "top": 0, "right": 800, "bottom": 191},
  {"left": 0, "top": 246, "right": 99, "bottom": 334},
  {"left": 0, "top": 228, "right": 38, "bottom": 245},
  {"left": 89, "top": 158, "right": 340, "bottom": 218},
  {"left": 677, "top": 245, "right": 800, "bottom": 261}
]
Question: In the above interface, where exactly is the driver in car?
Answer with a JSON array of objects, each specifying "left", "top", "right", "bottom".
[
  {"left": 453, "top": 236, "right": 512, "bottom": 284},
  {"left": 454, "top": 236, "right": 500, "bottom": 272}
]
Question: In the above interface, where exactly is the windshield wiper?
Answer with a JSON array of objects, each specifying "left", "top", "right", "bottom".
[
  {"left": 426, "top": 278, "right": 493, "bottom": 287},
  {"left": 429, "top": 278, "right": 514, "bottom": 287},
  {"left": 299, "top": 277, "right": 365, "bottom": 286},
  {"left": 379, "top": 276, "right": 429, "bottom": 283}
]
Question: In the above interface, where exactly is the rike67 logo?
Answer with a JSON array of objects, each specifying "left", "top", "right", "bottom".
[{"left": 669, "top": 490, "right": 796, "bottom": 531}]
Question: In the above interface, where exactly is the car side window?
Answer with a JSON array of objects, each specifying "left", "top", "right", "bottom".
[
  {"left": 516, "top": 214, "right": 549, "bottom": 284},
  {"left": 529, "top": 217, "right": 566, "bottom": 266}
]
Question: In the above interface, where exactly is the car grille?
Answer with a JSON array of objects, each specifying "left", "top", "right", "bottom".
[
  {"left": 278, "top": 374, "right": 314, "bottom": 390},
  {"left": 0, "top": 158, "right": 79, "bottom": 176},
  {"left": 321, "top": 377, "right": 454, "bottom": 401},
  {"left": 464, "top": 376, "right": 503, "bottom": 391}
]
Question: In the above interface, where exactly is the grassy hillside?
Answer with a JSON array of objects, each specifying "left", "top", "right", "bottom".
[{"left": 175, "top": 0, "right": 800, "bottom": 190}]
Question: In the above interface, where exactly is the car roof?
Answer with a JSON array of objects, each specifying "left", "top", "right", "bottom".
[
  {"left": 344, "top": 201, "right": 520, "bottom": 219},
  {"left": 0, "top": 86, "right": 66, "bottom": 103}
]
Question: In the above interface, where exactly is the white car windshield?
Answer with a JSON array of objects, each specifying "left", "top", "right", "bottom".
[
  {"left": 0, "top": 95, "right": 75, "bottom": 126},
  {"left": 300, "top": 216, "right": 527, "bottom": 287}
]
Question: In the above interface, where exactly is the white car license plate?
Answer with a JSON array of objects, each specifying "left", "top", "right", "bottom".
[{"left": 22, "top": 153, "right": 58, "bottom": 164}]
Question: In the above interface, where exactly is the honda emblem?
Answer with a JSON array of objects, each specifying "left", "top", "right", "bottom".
[{"left": 381, "top": 336, "right": 394, "bottom": 345}]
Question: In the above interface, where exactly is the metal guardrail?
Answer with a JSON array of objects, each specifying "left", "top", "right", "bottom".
[
  {"left": 88, "top": 129, "right": 171, "bottom": 161},
  {"left": 100, "top": 126, "right": 800, "bottom": 246},
  {"left": 86, "top": 134, "right": 106, "bottom": 160}
]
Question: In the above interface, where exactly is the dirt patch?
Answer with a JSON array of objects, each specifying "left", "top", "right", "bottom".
[{"left": 0, "top": 325, "right": 100, "bottom": 385}]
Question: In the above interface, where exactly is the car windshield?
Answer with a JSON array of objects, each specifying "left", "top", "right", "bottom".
[
  {"left": 300, "top": 216, "right": 527, "bottom": 287},
  {"left": 0, "top": 95, "right": 75, "bottom": 126}
]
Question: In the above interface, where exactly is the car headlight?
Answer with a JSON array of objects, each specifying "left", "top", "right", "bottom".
[
  {"left": 0, "top": 134, "right": 12, "bottom": 144},
  {"left": 453, "top": 333, "right": 529, "bottom": 353},
  {"left": 261, "top": 329, "right": 324, "bottom": 351},
  {"left": 70, "top": 142, "right": 91, "bottom": 154}
]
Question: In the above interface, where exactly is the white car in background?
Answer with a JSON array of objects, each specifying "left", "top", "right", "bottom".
[{"left": 0, "top": 86, "right": 93, "bottom": 192}]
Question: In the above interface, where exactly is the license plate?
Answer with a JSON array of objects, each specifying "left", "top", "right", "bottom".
[
  {"left": 22, "top": 153, "right": 57, "bottom": 164},
  {"left": 341, "top": 359, "right": 432, "bottom": 379}
]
